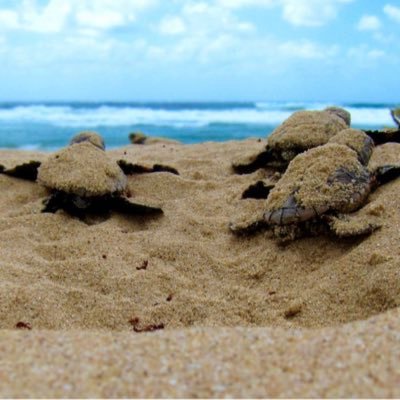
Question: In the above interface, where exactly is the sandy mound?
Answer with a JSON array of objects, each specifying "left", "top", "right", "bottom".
[{"left": 0, "top": 139, "right": 399, "bottom": 397}]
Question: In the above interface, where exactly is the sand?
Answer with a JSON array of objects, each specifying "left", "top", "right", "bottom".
[{"left": 0, "top": 139, "right": 400, "bottom": 397}]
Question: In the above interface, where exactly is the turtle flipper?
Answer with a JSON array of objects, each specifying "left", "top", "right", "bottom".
[
  {"left": 117, "top": 160, "right": 179, "bottom": 175},
  {"left": 1, "top": 161, "right": 41, "bottom": 181},
  {"left": 42, "top": 192, "right": 95, "bottom": 218},
  {"left": 242, "top": 181, "right": 275, "bottom": 199},
  {"left": 232, "top": 147, "right": 276, "bottom": 174},
  {"left": 229, "top": 218, "right": 268, "bottom": 235},
  {"left": 390, "top": 108, "right": 400, "bottom": 128},
  {"left": 365, "top": 129, "right": 400, "bottom": 145},
  {"left": 327, "top": 213, "right": 381, "bottom": 238},
  {"left": 110, "top": 196, "right": 163, "bottom": 215},
  {"left": 42, "top": 193, "right": 63, "bottom": 213},
  {"left": 374, "top": 165, "right": 400, "bottom": 185}
]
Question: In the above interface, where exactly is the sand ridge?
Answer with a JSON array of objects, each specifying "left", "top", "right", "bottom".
[{"left": 0, "top": 138, "right": 399, "bottom": 397}]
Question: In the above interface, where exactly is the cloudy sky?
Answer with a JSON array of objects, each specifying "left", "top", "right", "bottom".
[{"left": 0, "top": 0, "right": 399, "bottom": 102}]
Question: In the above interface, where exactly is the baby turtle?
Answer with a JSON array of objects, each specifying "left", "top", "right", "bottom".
[
  {"left": 0, "top": 131, "right": 178, "bottom": 181},
  {"left": 232, "top": 106, "right": 350, "bottom": 174},
  {"left": 230, "top": 130, "right": 400, "bottom": 242},
  {"left": 37, "top": 133, "right": 163, "bottom": 217}
]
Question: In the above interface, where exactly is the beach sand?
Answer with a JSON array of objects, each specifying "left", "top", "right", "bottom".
[{"left": 0, "top": 139, "right": 399, "bottom": 397}]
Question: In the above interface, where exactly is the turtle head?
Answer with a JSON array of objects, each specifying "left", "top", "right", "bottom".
[
  {"left": 129, "top": 131, "right": 147, "bottom": 144},
  {"left": 70, "top": 131, "right": 105, "bottom": 151},
  {"left": 324, "top": 107, "right": 351, "bottom": 126},
  {"left": 329, "top": 128, "right": 374, "bottom": 166}
]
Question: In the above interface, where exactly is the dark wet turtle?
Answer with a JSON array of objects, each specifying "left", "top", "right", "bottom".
[
  {"left": 230, "top": 130, "right": 400, "bottom": 242},
  {"left": 232, "top": 106, "right": 350, "bottom": 174}
]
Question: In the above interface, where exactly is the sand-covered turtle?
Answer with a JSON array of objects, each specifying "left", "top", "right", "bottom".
[
  {"left": 232, "top": 106, "right": 351, "bottom": 174},
  {"left": 37, "top": 133, "right": 165, "bottom": 217},
  {"left": 0, "top": 132, "right": 179, "bottom": 218},
  {"left": 0, "top": 131, "right": 178, "bottom": 181},
  {"left": 230, "top": 129, "right": 400, "bottom": 242}
]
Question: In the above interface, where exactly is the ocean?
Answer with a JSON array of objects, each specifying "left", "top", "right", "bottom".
[{"left": 0, "top": 101, "right": 397, "bottom": 151}]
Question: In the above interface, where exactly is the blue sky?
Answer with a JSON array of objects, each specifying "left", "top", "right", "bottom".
[{"left": 0, "top": 0, "right": 399, "bottom": 102}]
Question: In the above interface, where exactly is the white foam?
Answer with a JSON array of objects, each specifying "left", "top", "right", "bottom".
[
  {"left": 0, "top": 105, "right": 292, "bottom": 127},
  {"left": 0, "top": 104, "right": 394, "bottom": 128}
]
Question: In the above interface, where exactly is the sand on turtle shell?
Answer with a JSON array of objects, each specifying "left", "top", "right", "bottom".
[
  {"left": 265, "top": 143, "right": 367, "bottom": 212},
  {"left": 0, "top": 138, "right": 400, "bottom": 397},
  {"left": 328, "top": 128, "right": 373, "bottom": 163},
  {"left": 37, "top": 142, "right": 127, "bottom": 196},
  {"left": 267, "top": 110, "right": 348, "bottom": 150}
]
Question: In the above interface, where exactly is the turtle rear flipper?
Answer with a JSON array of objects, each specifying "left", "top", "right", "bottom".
[
  {"left": 327, "top": 214, "right": 382, "bottom": 238},
  {"left": 111, "top": 196, "right": 163, "bottom": 215},
  {"left": 117, "top": 160, "right": 179, "bottom": 175},
  {"left": 374, "top": 165, "right": 400, "bottom": 185}
]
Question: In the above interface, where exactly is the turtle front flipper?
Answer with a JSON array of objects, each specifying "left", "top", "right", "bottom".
[
  {"left": 232, "top": 147, "right": 277, "bottom": 174},
  {"left": 110, "top": 195, "right": 163, "bottom": 215},
  {"left": 0, "top": 161, "right": 42, "bottom": 181},
  {"left": 117, "top": 160, "right": 179, "bottom": 175},
  {"left": 365, "top": 129, "right": 400, "bottom": 145},
  {"left": 327, "top": 213, "right": 381, "bottom": 238},
  {"left": 242, "top": 181, "right": 275, "bottom": 199},
  {"left": 229, "top": 217, "right": 268, "bottom": 235},
  {"left": 374, "top": 165, "right": 400, "bottom": 186},
  {"left": 390, "top": 108, "right": 400, "bottom": 127},
  {"left": 42, "top": 191, "right": 96, "bottom": 217}
]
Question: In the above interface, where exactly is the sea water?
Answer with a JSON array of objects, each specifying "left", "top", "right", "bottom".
[{"left": 0, "top": 101, "right": 396, "bottom": 151}]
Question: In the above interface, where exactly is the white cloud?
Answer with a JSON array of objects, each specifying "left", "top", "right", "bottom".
[
  {"left": 347, "top": 45, "right": 386, "bottom": 63},
  {"left": 0, "top": 0, "right": 157, "bottom": 33},
  {"left": 384, "top": 4, "right": 400, "bottom": 23},
  {"left": 0, "top": 10, "right": 19, "bottom": 29},
  {"left": 357, "top": 15, "right": 381, "bottom": 31},
  {"left": 279, "top": 40, "right": 339, "bottom": 59},
  {"left": 159, "top": 16, "right": 186, "bottom": 35},
  {"left": 281, "top": 0, "right": 353, "bottom": 27},
  {"left": 216, "top": 0, "right": 275, "bottom": 8},
  {"left": 75, "top": 10, "right": 125, "bottom": 30},
  {"left": 215, "top": 0, "right": 353, "bottom": 27},
  {"left": 20, "top": 0, "right": 72, "bottom": 33}
]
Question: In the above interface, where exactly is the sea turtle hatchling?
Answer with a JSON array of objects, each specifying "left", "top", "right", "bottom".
[
  {"left": 0, "top": 131, "right": 178, "bottom": 181},
  {"left": 37, "top": 133, "right": 166, "bottom": 217},
  {"left": 232, "top": 106, "right": 351, "bottom": 174},
  {"left": 230, "top": 130, "right": 400, "bottom": 242},
  {"left": 0, "top": 132, "right": 179, "bottom": 218}
]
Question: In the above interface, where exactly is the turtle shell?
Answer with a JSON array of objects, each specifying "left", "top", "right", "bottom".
[
  {"left": 328, "top": 128, "right": 374, "bottom": 166},
  {"left": 267, "top": 109, "right": 348, "bottom": 158},
  {"left": 37, "top": 142, "right": 127, "bottom": 197},
  {"left": 70, "top": 131, "right": 105, "bottom": 150},
  {"left": 265, "top": 143, "right": 371, "bottom": 224}
]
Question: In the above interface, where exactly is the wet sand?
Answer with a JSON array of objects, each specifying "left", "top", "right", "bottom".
[{"left": 0, "top": 139, "right": 399, "bottom": 397}]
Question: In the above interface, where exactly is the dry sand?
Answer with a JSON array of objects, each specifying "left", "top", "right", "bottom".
[{"left": 0, "top": 139, "right": 399, "bottom": 397}]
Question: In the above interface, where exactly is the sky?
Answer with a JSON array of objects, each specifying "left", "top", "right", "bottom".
[{"left": 0, "top": 0, "right": 399, "bottom": 102}]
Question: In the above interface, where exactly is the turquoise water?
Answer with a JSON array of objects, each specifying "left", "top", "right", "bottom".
[{"left": 0, "top": 101, "right": 396, "bottom": 150}]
